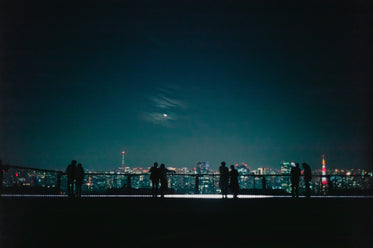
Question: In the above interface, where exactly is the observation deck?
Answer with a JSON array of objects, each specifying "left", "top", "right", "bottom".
[
  {"left": 1, "top": 196, "right": 373, "bottom": 248},
  {"left": 1, "top": 164, "right": 373, "bottom": 247}
]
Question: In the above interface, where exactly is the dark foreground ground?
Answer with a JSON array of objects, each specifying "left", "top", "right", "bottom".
[{"left": 1, "top": 197, "right": 373, "bottom": 248}]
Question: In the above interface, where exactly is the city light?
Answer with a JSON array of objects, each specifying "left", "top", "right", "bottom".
[
  {"left": 2, "top": 194, "right": 373, "bottom": 199},
  {"left": 2, "top": 161, "right": 372, "bottom": 197}
]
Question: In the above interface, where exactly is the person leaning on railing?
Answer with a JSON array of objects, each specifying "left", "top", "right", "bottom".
[
  {"left": 65, "top": 160, "right": 77, "bottom": 197},
  {"left": 302, "top": 163, "right": 312, "bottom": 197},
  {"left": 75, "top": 163, "right": 85, "bottom": 198},
  {"left": 159, "top": 164, "right": 175, "bottom": 198}
]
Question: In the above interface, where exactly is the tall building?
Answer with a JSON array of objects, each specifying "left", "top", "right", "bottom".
[
  {"left": 281, "top": 162, "right": 291, "bottom": 174},
  {"left": 196, "top": 161, "right": 209, "bottom": 174},
  {"left": 121, "top": 151, "right": 125, "bottom": 166},
  {"left": 118, "top": 151, "right": 130, "bottom": 173},
  {"left": 280, "top": 161, "right": 292, "bottom": 192},
  {"left": 322, "top": 155, "right": 327, "bottom": 185}
]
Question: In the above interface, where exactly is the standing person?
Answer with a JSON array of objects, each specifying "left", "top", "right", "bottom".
[
  {"left": 262, "top": 176, "right": 267, "bottom": 190},
  {"left": 75, "top": 163, "right": 85, "bottom": 198},
  {"left": 149, "top": 162, "right": 160, "bottom": 197},
  {"left": 302, "top": 162, "right": 312, "bottom": 197},
  {"left": 66, "top": 160, "right": 77, "bottom": 198},
  {"left": 159, "top": 164, "right": 174, "bottom": 198},
  {"left": 229, "top": 165, "right": 239, "bottom": 198},
  {"left": 219, "top": 162, "right": 229, "bottom": 199},
  {"left": 290, "top": 163, "right": 301, "bottom": 198}
]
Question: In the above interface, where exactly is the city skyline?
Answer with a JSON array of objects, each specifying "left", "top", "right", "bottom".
[{"left": 1, "top": 1, "right": 372, "bottom": 171}]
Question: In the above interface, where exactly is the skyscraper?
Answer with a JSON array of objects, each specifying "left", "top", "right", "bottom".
[
  {"left": 196, "top": 161, "right": 209, "bottom": 174},
  {"left": 281, "top": 161, "right": 291, "bottom": 192}
]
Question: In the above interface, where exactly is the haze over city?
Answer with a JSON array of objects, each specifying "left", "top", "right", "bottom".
[{"left": 1, "top": 0, "right": 372, "bottom": 171}]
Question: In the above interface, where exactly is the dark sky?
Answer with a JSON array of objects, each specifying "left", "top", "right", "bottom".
[{"left": 1, "top": 0, "right": 373, "bottom": 171}]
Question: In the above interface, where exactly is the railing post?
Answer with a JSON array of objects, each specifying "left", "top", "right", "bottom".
[
  {"left": 56, "top": 172, "right": 62, "bottom": 194},
  {"left": 127, "top": 175, "right": 131, "bottom": 189},
  {"left": 194, "top": 175, "right": 199, "bottom": 194}
]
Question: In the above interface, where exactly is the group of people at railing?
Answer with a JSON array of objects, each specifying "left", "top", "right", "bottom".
[
  {"left": 64, "top": 160, "right": 313, "bottom": 198},
  {"left": 149, "top": 162, "right": 175, "bottom": 197},
  {"left": 65, "top": 160, "right": 85, "bottom": 198},
  {"left": 290, "top": 162, "right": 312, "bottom": 198},
  {"left": 218, "top": 162, "right": 239, "bottom": 198},
  {"left": 215, "top": 161, "right": 313, "bottom": 199}
]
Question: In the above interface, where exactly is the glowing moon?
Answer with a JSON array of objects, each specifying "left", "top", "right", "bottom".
[{"left": 163, "top": 113, "right": 168, "bottom": 117}]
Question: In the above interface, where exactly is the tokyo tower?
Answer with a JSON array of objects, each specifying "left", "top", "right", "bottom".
[{"left": 322, "top": 154, "right": 327, "bottom": 185}]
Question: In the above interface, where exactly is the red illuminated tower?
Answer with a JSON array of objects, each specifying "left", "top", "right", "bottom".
[{"left": 322, "top": 155, "right": 327, "bottom": 185}]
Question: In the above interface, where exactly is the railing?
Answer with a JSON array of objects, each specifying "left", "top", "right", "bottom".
[{"left": 1, "top": 163, "right": 373, "bottom": 196}]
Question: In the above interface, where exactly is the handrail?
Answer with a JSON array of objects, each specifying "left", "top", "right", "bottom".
[
  {"left": 1, "top": 164, "right": 63, "bottom": 174},
  {"left": 1, "top": 164, "right": 369, "bottom": 178},
  {"left": 1, "top": 164, "right": 371, "bottom": 195}
]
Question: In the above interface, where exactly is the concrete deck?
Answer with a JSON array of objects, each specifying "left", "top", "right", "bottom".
[{"left": 1, "top": 197, "right": 373, "bottom": 247}]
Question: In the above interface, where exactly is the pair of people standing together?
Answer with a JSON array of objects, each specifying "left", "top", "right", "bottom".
[
  {"left": 149, "top": 162, "right": 175, "bottom": 198},
  {"left": 290, "top": 162, "right": 312, "bottom": 198},
  {"left": 66, "top": 160, "right": 85, "bottom": 198},
  {"left": 219, "top": 161, "right": 239, "bottom": 199}
]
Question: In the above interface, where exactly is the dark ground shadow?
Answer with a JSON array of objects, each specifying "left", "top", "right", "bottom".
[{"left": 1, "top": 197, "right": 373, "bottom": 248}]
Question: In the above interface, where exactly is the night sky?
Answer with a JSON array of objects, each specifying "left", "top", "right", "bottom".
[{"left": 1, "top": 0, "right": 372, "bottom": 171}]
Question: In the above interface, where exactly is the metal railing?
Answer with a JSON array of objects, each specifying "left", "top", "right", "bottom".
[{"left": 1, "top": 163, "right": 373, "bottom": 196}]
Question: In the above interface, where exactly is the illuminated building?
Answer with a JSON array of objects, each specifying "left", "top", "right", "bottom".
[
  {"left": 280, "top": 161, "right": 291, "bottom": 192},
  {"left": 322, "top": 155, "right": 327, "bottom": 185},
  {"left": 121, "top": 151, "right": 125, "bottom": 166},
  {"left": 196, "top": 161, "right": 210, "bottom": 174}
]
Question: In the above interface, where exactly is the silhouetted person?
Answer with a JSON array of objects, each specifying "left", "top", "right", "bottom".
[
  {"left": 66, "top": 160, "right": 77, "bottom": 197},
  {"left": 229, "top": 165, "right": 239, "bottom": 198},
  {"left": 194, "top": 176, "right": 199, "bottom": 194},
  {"left": 75, "top": 163, "right": 85, "bottom": 198},
  {"left": 219, "top": 162, "right": 229, "bottom": 199},
  {"left": 159, "top": 164, "right": 174, "bottom": 198},
  {"left": 291, "top": 163, "right": 301, "bottom": 198},
  {"left": 262, "top": 176, "right": 267, "bottom": 190},
  {"left": 149, "top": 162, "right": 160, "bottom": 197},
  {"left": 302, "top": 162, "right": 312, "bottom": 197}
]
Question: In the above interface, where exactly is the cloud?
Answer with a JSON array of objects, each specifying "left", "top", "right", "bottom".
[
  {"left": 142, "top": 87, "right": 188, "bottom": 127},
  {"left": 142, "top": 112, "right": 175, "bottom": 127},
  {"left": 150, "top": 95, "right": 187, "bottom": 110}
]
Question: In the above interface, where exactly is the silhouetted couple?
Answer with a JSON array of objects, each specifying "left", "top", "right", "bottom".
[
  {"left": 291, "top": 162, "right": 312, "bottom": 198},
  {"left": 219, "top": 162, "right": 239, "bottom": 199},
  {"left": 149, "top": 162, "right": 175, "bottom": 198},
  {"left": 66, "top": 160, "right": 85, "bottom": 198}
]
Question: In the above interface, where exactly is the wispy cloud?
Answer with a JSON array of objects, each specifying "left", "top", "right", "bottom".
[
  {"left": 142, "top": 87, "right": 188, "bottom": 127},
  {"left": 150, "top": 95, "right": 187, "bottom": 110}
]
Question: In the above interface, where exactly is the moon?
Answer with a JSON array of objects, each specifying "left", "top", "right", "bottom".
[{"left": 163, "top": 113, "right": 168, "bottom": 117}]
